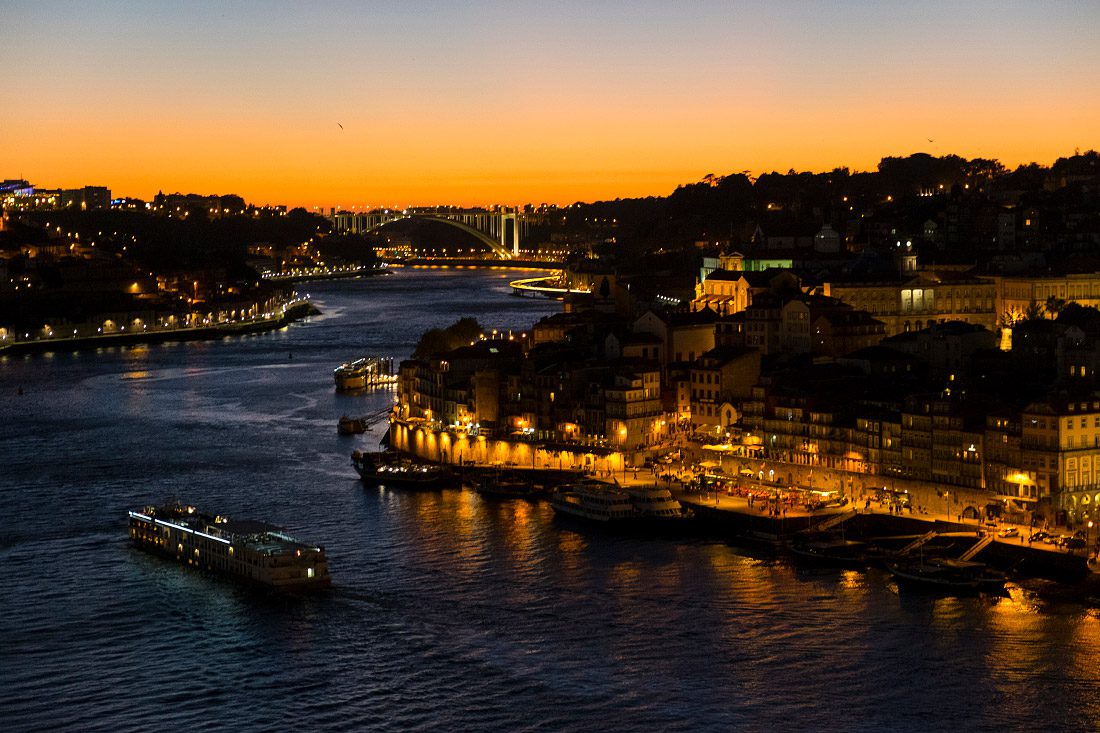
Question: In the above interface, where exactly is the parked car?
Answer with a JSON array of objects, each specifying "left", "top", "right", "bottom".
[
  {"left": 1064, "top": 537, "right": 1087, "bottom": 550},
  {"left": 1028, "top": 531, "right": 1050, "bottom": 543},
  {"left": 998, "top": 526, "right": 1019, "bottom": 538}
]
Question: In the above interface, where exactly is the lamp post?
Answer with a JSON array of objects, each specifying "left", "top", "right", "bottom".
[
  {"left": 619, "top": 425, "right": 628, "bottom": 481},
  {"left": 1088, "top": 520, "right": 1094, "bottom": 558}
]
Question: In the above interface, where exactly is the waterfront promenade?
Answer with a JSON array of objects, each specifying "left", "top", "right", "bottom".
[
  {"left": 0, "top": 296, "right": 317, "bottom": 356},
  {"left": 387, "top": 418, "right": 1097, "bottom": 582}
]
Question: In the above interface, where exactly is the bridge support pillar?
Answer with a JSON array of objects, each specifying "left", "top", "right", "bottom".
[{"left": 501, "top": 212, "right": 519, "bottom": 258}]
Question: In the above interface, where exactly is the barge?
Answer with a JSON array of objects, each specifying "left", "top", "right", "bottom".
[{"left": 128, "top": 503, "right": 331, "bottom": 591}]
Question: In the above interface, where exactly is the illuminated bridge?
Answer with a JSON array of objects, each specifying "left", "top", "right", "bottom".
[{"left": 331, "top": 207, "right": 525, "bottom": 259}]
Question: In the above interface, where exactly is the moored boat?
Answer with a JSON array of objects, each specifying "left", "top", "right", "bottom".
[
  {"left": 352, "top": 450, "right": 455, "bottom": 489},
  {"left": 334, "top": 359, "right": 369, "bottom": 391},
  {"left": 887, "top": 557, "right": 1007, "bottom": 594},
  {"left": 789, "top": 538, "right": 869, "bottom": 568},
  {"left": 622, "top": 483, "right": 692, "bottom": 520},
  {"left": 467, "top": 471, "right": 549, "bottom": 499},
  {"left": 334, "top": 356, "right": 396, "bottom": 391},
  {"left": 550, "top": 480, "right": 635, "bottom": 523},
  {"left": 338, "top": 415, "right": 368, "bottom": 435},
  {"left": 128, "top": 502, "right": 331, "bottom": 591}
]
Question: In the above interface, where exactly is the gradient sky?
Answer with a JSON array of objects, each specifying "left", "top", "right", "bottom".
[{"left": 3, "top": 0, "right": 1099, "bottom": 208}]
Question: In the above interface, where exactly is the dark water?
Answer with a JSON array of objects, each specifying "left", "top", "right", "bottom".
[{"left": 2, "top": 268, "right": 1099, "bottom": 733}]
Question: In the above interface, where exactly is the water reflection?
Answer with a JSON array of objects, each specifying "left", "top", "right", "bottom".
[{"left": 5, "top": 271, "right": 1100, "bottom": 732}]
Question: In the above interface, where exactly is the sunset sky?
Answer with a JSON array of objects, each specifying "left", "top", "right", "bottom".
[{"left": 3, "top": 1, "right": 1099, "bottom": 208}]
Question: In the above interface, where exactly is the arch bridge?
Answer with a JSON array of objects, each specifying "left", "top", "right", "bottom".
[{"left": 332, "top": 207, "right": 523, "bottom": 259}]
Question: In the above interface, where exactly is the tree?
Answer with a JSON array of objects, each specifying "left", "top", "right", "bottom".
[
  {"left": 1024, "top": 300, "right": 1045, "bottom": 321},
  {"left": 412, "top": 317, "right": 484, "bottom": 358},
  {"left": 1045, "top": 296, "right": 1067, "bottom": 318}
]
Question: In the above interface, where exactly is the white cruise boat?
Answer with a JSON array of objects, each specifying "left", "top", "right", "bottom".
[
  {"left": 128, "top": 503, "right": 331, "bottom": 591},
  {"left": 623, "top": 484, "right": 689, "bottom": 519},
  {"left": 550, "top": 481, "right": 635, "bottom": 523}
]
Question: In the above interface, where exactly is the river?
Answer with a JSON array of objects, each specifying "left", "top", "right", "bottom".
[{"left": 1, "top": 268, "right": 1098, "bottom": 732}]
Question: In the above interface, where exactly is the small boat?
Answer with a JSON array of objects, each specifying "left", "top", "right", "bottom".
[
  {"left": 550, "top": 480, "right": 635, "bottom": 523},
  {"left": 352, "top": 450, "right": 455, "bottom": 489},
  {"left": 886, "top": 557, "right": 1007, "bottom": 594},
  {"left": 338, "top": 415, "right": 368, "bottom": 435},
  {"left": 789, "top": 538, "right": 869, "bottom": 568},
  {"left": 468, "top": 471, "right": 549, "bottom": 499}
]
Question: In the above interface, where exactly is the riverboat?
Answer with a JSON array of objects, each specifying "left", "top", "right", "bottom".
[
  {"left": 338, "top": 415, "right": 368, "bottom": 435},
  {"left": 550, "top": 480, "right": 635, "bottom": 523},
  {"left": 623, "top": 484, "right": 692, "bottom": 519},
  {"left": 127, "top": 503, "right": 331, "bottom": 591},
  {"left": 352, "top": 450, "right": 455, "bottom": 489},
  {"left": 334, "top": 359, "right": 369, "bottom": 390},
  {"left": 334, "top": 356, "right": 396, "bottom": 391},
  {"left": 886, "top": 557, "right": 1007, "bottom": 594}
]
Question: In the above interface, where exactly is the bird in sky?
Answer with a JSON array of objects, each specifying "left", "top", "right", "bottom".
[
  {"left": 337, "top": 123, "right": 344, "bottom": 130},
  {"left": 927, "top": 138, "right": 934, "bottom": 143}
]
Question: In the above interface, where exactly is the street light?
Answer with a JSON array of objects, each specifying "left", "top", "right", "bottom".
[{"left": 619, "top": 425, "right": 628, "bottom": 480}]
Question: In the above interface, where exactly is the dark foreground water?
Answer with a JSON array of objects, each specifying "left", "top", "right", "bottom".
[{"left": 2, "top": 268, "right": 1099, "bottom": 733}]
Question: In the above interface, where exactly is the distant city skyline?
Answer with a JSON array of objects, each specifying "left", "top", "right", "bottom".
[{"left": 3, "top": 1, "right": 1098, "bottom": 208}]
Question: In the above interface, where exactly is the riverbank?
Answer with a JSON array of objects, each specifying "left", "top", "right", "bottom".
[
  {"left": 0, "top": 300, "right": 320, "bottom": 357},
  {"left": 261, "top": 265, "right": 389, "bottom": 283},
  {"left": 383, "top": 426, "right": 1098, "bottom": 589},
  {"left": 679, "top": 493, "right": 1095, "bottom": 584}
]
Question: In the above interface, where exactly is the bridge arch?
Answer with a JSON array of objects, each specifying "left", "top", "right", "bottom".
[{"left": 364, "top": 215, "right": 513, "bottom": 259}]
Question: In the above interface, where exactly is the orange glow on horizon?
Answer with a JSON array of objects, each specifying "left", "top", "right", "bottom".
[{"left": 4, "top": 3, "right": 1098, "bottom": 208}]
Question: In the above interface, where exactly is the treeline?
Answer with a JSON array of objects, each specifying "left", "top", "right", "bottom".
[
  {"left": 557, "top": 151, "right": 1100, "bottom": 252},
  {"left": 17, "top": 207, "right": 335, "bottom": 271}
]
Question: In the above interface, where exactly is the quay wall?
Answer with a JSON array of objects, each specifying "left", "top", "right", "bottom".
[
  {"left": 686, "top": 498, "right": 1092, "bottom": 583},
  {"left": 389, "top": 419, "right": 628, "bottom": 474}
]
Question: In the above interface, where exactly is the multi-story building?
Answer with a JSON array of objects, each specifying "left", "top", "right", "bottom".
[
  {"left": 828, "top": 268, "right": 997, "bottom": 337},
  {"left": 1021, "top": 397, "right": 1100, "bottom": 523},
  {"left": 60, "top": 186, "right": 111, "bottom": 210},
  {"left": 688, "top": 346, "right": 761, "bottom": 433},
  {"left": 604, "top": 366, "right": 664, "bottom": 448},
  {"left": 984, "top": 412, "right": 1028, "bottom": 500},
  {"left": 633, "top": 308, "right": 717, "bottom": 366},
  {"left": 992, "top": 271, "right": 1100, "bottom": 324},
  {"left": 899, "top": 395, "right": 985, "bottom": 490},
  {"left": 881, "top": 321, "right": 998, "bottom": 381}
]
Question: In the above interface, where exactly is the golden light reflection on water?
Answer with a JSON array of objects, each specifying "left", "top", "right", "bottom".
[
  {"left": 555, "top": 528, "right": 588, "bottom": 556},
  {"left": 607, "top": 561, "right": 643, "bottom": 594},
  {"left": 976, "top": 587, "right": 1100, "bottom": 720},
  {"left": 837, "top": 569, "right": 866, "bottom": 591},
  {"left": 453, "top": 488, "right": 476, "bottom": 526},
  {"left": 496, "top": 501, "right": 536, "bottom": 570},
  {"left": 510, "top": 500, "right": 531, "bottom": 530}
]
